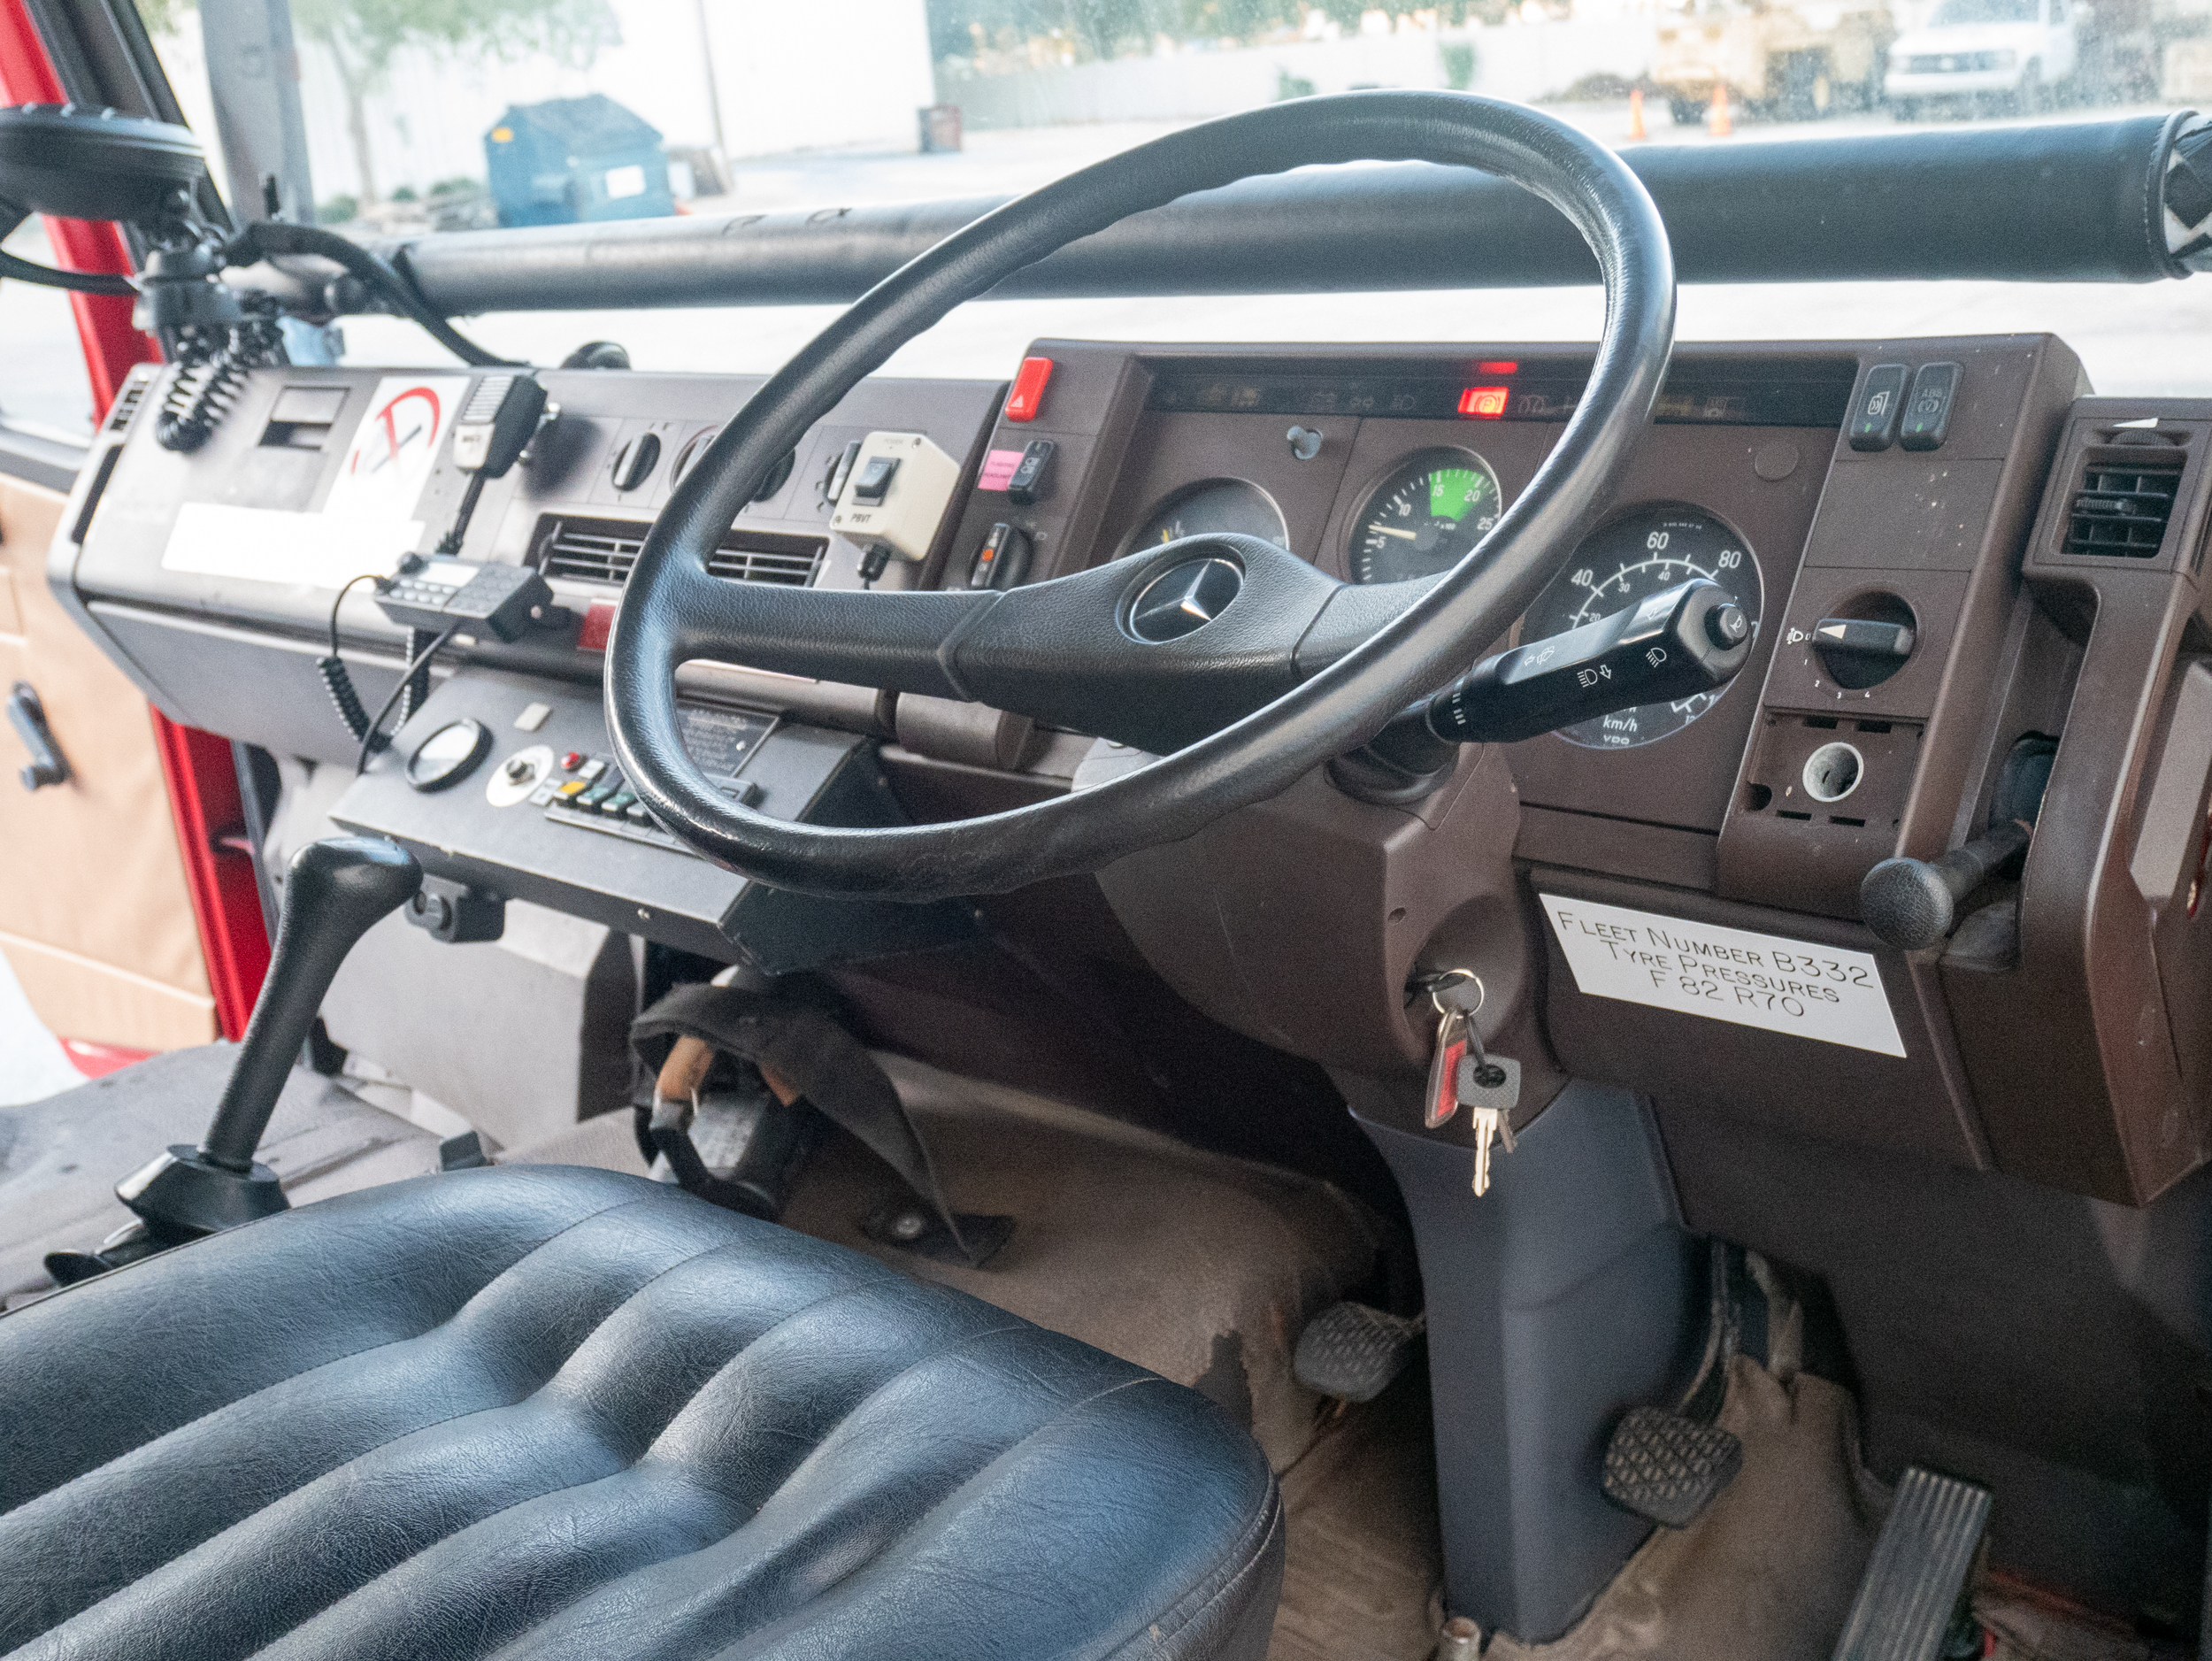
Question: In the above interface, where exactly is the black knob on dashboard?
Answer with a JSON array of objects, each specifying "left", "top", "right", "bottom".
[
  {"left": 1706, "top": 602, "right": 1749, "bottom": 650},
  {"left": 1859, "top": 820, "right": 2031, "bottom": 951}
]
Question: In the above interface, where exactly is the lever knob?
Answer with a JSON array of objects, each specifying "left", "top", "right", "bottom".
[{"left": 1859, "top": 820, "right": 2030, "bottom": 951}]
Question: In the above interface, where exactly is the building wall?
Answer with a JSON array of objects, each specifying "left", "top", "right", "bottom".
[
  {"left": 937, "top": 21, "right": 1659, "bottom": 129},
  {"left": 159, "top": 0, "right": 937, "bottom": 205}
]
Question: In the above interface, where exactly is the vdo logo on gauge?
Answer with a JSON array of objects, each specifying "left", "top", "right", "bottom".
[{"left": 1520, "top": 504, "right": 1762, "bottom": 749}]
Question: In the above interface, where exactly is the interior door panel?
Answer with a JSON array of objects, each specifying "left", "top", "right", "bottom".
[{"left": 0, "top": 473, "right": 214, "bottom": 1050}]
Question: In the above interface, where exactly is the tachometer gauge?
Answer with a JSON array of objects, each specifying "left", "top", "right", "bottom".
[
  {"left": 1523, "top": 504, "right": 1763, "bottom": 750},
  {"left": 1348, "top": 449, "right": 1504, "bottom": 584},
  {"left": 1125, "top": 479, "right": 1287, "bottom": 554}
]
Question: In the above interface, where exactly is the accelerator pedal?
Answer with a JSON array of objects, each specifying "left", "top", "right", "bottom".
[
  {"left": 1602, "top": 1406, "right": 1744, "bottom": 1527},
  {"left": 1831, "top": 1466, "right": 1991, "bottom": 1661},
  {"left": 1293, "top": 1302, "right": 1424, "bottom": 1403}
]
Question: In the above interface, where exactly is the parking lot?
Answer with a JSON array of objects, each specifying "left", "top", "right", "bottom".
[{"left": 5, "top": 98, "right": 2204, "bottom": 439}]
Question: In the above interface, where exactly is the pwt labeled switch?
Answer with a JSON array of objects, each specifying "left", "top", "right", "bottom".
[{"left": 827, "top": 430, "right": 962, "bottom": 564}]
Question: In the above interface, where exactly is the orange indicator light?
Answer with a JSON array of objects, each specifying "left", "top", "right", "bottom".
[{"left": 1458, "top": 386, "right": 1509, "bottom": 419}]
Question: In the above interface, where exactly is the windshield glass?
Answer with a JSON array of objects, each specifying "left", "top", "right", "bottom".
[
  {"left": 119, "top": 0, "right": 2204, "bottom": 403},
  {"left": 1930, "top": 0, "right": 2040, "bottom": 26}
]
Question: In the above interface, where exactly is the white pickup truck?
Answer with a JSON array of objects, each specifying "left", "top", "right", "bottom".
[{"left": 1886, "top": 0, "right": 2080, "bottom": 114}]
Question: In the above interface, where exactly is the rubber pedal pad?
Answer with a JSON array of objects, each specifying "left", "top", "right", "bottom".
[
  {"left": 1601, "top": 1405, "right": 1745, "bottom": 1528},
  {"left": 1292, "top": 1302, "right": 1424, "bottom": 1403},
  {"left": 1831, "top": 1466, "right": 1991, "bottom": 1661}
]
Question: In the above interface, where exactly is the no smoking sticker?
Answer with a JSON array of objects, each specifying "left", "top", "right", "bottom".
[
  {"left": 325, "top": 375, "right": 469, "bottom": 520},
  {"left": 1540, "top": 893, "right": 1906, "bottom": 1057}
]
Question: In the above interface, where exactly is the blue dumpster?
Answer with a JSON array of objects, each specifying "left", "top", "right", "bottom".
[{"left": 484, "top": 94, "right": 675, "bottom": 228}]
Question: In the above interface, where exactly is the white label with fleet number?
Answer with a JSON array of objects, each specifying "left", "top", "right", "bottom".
[{"left": 1539, "top": 893, "right": 1906, "bottom": 1057}]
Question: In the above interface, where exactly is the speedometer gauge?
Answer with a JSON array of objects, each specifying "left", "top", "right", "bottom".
[
  {"left": 1348, "top": 449, "right": 1504, "bottom": 584},
  {"left": 1523, "top": 504, "right": 1763, "bottom": 750}
]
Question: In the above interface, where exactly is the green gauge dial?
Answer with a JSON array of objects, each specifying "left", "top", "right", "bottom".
[{"left": 1348, "top": 449, "right": 1505, "bottom": 584}]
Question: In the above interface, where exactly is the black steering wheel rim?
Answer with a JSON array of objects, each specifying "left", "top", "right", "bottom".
[{"left": 607, "top": 90, "right": 1675, "bottom": 902}]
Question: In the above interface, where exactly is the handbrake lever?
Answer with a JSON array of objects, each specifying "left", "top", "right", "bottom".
[
  {"left": 1858, "top": 734, "right": 2055, "bottom": 951},
  {"left": 1860, "top": 822, "right": 2032, "bottom": 952}
]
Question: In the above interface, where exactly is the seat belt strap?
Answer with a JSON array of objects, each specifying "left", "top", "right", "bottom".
[{"left": 631, "top": 984, "right": 1008, "bottom": 1266}]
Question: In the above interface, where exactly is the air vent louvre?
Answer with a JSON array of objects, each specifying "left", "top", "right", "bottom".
[
  {"left": 706, "top": 542, "right": 825, "bottom": 585},
  {"left": 107, "top": 380, "right": 149, "bottom": 433},
  {"left": 537, "top": 515, "right": 826, "bottom": 589},
  {"left": 2065, "top": 464, "right": 2182, "bottom": 558}
]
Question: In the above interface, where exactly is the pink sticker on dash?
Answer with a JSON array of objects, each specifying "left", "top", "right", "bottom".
[{"left": 979, "top": 448, "right": 1025, "bottom": 491}]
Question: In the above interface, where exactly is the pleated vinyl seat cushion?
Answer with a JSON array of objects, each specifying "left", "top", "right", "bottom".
[{"left": 0, "top": 1165, "right": 1283, "bottom": 1661}]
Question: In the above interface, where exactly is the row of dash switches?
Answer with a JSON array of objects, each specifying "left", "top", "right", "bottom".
[{"left": 528, "top": 750, "right": 761, "bottom": 853}]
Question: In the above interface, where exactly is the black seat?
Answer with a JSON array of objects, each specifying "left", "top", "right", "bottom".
[{"left": 0, "top": 1165, "right": 1283, "bottom": 1660}]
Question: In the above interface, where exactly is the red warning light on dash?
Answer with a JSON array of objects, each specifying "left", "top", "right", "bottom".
[{"left": 1458, "top": 386, "right": 1510, "bottom": 419}]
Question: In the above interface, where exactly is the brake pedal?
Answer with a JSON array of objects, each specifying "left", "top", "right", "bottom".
[
  {"left": 1602, "top": 1406, "right": 1744, "bottom": 1528},
  {"left": 1831, "top": 1466, "right": 1991, "bottom": 1661},
  {"left": 1293, "top": 1302, "right": 1424, "bottom": 1403}
]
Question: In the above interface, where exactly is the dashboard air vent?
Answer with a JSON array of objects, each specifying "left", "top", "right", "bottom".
[
  {"left": 106, "top": 379, "right": 149, "bottom": 434},
  {"left": 536, "top": 515, "right": 826, "bottom": 588},
  {"left": 2065, "top": 463, "right": 2181, "bottom": 558}
]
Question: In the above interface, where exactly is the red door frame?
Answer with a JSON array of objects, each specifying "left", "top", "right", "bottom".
[{"left": 0, "top": 0, "right": 272, "bottom": 1039}]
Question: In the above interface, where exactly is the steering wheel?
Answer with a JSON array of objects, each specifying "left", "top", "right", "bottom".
[{"left": 608, "top": 91, "right": 1674, "bottom": 903}]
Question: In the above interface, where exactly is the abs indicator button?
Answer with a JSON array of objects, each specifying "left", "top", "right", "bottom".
[{"left": 1899, "top": 363, "right": 1960, "bottom": 451}]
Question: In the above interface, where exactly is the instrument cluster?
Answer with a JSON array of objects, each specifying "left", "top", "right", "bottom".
[{"left": 1124, "top": 441, "right": 1764, "bottom": 752}]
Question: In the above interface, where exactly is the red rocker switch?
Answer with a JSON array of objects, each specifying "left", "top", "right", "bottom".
[{"left": 1004, "top": 356, "right": 1055, "bottom": 423}]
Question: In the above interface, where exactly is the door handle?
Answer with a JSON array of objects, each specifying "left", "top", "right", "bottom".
[{"left": 8, "top": 681, "right": 70, "bottom": 790}]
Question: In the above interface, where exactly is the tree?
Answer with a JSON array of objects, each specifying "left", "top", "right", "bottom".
[{"left": 289, "top": 0, "right": 618, "bottom": 205}]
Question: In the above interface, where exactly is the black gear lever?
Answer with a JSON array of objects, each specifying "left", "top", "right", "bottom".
[{"left": 114, "top": 835, "right": 422, "bottom": 1244}]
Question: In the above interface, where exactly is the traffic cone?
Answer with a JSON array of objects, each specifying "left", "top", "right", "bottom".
[
  {"left": 1627, "top": 88, "right": 1647, "bottom": 141},
  {"left": 1708, "top": 84, "right": 1732, "bottom": 137}
]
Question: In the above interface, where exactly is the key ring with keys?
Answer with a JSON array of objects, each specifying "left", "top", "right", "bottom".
[{"left": 1423, "top": 968, "right": 1485, "bottom": 1022}]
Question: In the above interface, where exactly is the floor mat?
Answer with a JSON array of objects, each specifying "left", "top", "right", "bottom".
[
  {"left": 1270, "top": 1367, "right": 1446, "bottom": 1661},
  {"left": 1488, "top": 1357, "right": 1885, "bottom": 1661},
  {"left": 1, "top": 1044, "right": 441, "bottom": 1300}
]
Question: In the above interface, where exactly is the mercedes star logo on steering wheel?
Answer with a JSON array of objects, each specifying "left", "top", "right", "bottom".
[{"left": 1127, "top": 556, "right": 1244, "bottom": 643}]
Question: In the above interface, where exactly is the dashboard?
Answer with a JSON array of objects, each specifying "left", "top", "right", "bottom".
[{"left": 47, "top": 333, "right": 2212, "bottom": 1212}]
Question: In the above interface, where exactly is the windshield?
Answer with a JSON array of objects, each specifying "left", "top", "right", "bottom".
[
  {"left": 111, "top": 0, "right": 2205, "bottom": 406},
  {"left": 1930, "top": 0, "right": 2040, "bottom": 25}
]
